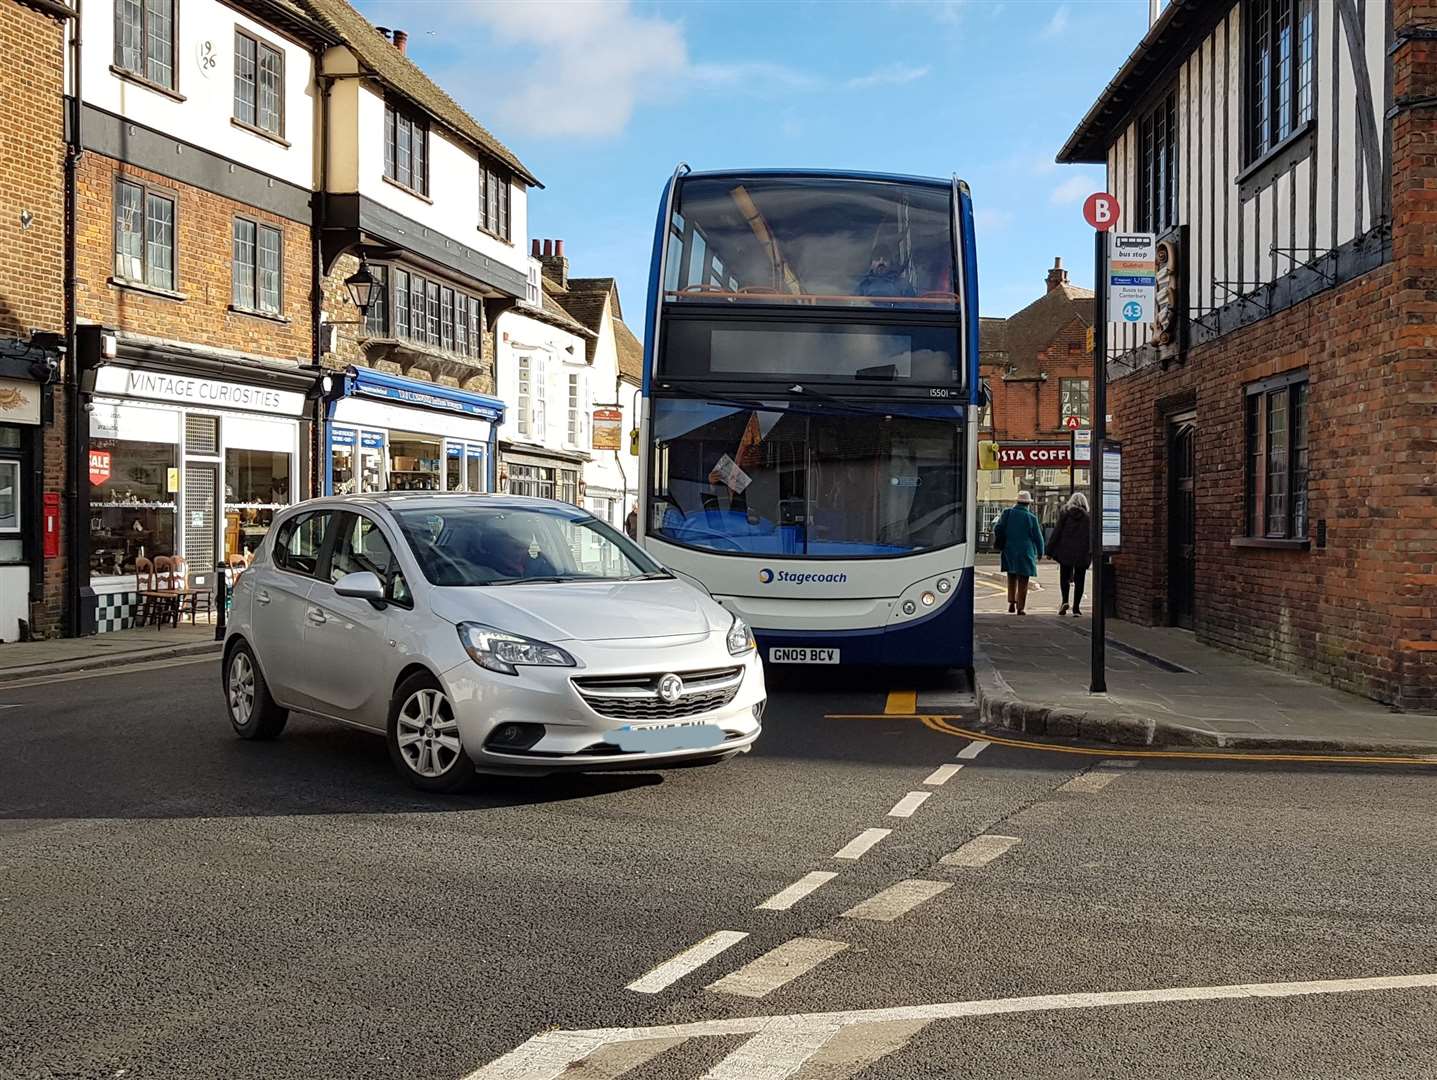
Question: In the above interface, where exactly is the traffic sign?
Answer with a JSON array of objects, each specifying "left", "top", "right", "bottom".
[{"left": 1083, "top": 192, "right": 1120, "bottom": 232}]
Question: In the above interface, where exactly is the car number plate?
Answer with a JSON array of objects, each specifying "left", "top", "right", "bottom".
[
  {"left": 605, "top": 722, "right": 723, "bottom": 753},
  {"left": 769, "top": 648, "right": 840, "bottom": 664}
]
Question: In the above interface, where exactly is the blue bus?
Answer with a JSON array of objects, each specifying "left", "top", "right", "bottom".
[{"left": 637, "top": 167, "right": 981, "bottom": 669}]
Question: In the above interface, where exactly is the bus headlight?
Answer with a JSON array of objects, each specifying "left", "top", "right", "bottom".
[
  {"left": 921, "top": 592, "right": 936, "bottom": 607},
  {"left": 727, "top": 616, "right": 756, "bottom": 656}
]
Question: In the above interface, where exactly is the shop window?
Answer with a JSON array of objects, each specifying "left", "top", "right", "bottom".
[
  {"left": 1059, "top": 378, "right": 1090, "bottom": 427},
  {"left": 1244, "top": 372, "right": 1309, "bottom": 538},
  {"left": 445, "top": 445, "right": 464, "bottom": 491},
  {"left": 558, "top": 469, "right": 580, "bottom": 506},
  {"left": 0, "top": 458, "right": 19, "bottom": 533},
  {"left": 331, "top": 431, "right": 356, "bottom": 496},
  {"left": 225, "top": 448, "right": 292, "bottom": 562},
  {"left": 114, "top": 0, "right": 175, "bottom": 91},
  {"left": 234, "top": 29, "right": 283, "bottom": 137},
  {"left": 508, "top": 462, "right": 555, "bottom": 499},
  {"left": 114, "top": 179, "right": 176, "bottom": 291},
  {"left": 89, "top": 437, "right": 178, "bottom": 576},
  {"left": 466, "top": 447, "right": 485, "bottom": 493},
  {"left": 389, "top": 432, "right": 442, "bottom": 491}
]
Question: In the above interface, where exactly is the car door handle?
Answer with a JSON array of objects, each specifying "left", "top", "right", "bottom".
[
  {"left": 255, "top": 590, "right": 272, "bottom": 605},
  {"left": 305, "top": 607, "right": 327, "bottom": 626}
]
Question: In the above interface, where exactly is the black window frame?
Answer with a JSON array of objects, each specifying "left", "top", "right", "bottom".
[
  {"left": 479, "top": 164, "right": 511, "bottom": 241},
  {"left": 1245, "top": 0, "right": 1317, "bottom": 165},
  {"left": 113, "top": 0, "right": 177, "bottom": 93},
  {"left": 1137, "top": 89, "right": 1178, "bottom": 234},
  {"left": 384, "top": 102, "right": 429, "bottom": 197},
  {"left": 231, "top": 215, "right": 284, "bottom": 316},
  {"left": 1243, "top": 370, "right": 1309, "bottom": 540},
  {"left": 360, "top": 262, "right": 484, "bottom": 358},
  {"left": 233, "top": 27, "right": 285, "bottom": 140},
  {"left": 113, "top": 177, "right": 178, "bottom": 292}
]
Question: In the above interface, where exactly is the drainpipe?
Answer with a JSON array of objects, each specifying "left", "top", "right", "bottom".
[
  {"left": 63, "top": 0, "right": 84, "bottom": 636},
  {"left": 313, "top": 72, "right": 331, "bottom": 499}
]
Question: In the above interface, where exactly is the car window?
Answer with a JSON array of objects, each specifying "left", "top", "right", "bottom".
[
  {"left": 272, "top": 511, "right": 332, "bottom": 577},
  {"left": 328, "top": 512, "right": 412, "bottom": 606}
]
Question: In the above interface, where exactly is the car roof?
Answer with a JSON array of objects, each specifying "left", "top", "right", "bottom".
[{"left": 282, "top": 493, "right": 591, "bottom": 518}]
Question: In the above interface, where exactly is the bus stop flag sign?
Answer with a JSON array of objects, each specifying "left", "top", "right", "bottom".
[{"left": 1108, "top": 232, "right": 1157, "bottom": 324}]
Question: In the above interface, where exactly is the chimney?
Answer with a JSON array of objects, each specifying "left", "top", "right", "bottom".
[
  {"left": 375, "top": 25, "right": 390, "bottom": 42},
  {"left": 538, "top": 238, "right": 568, "bottom": 289},
  {"left": 531, "top": 239, "right": 541, "bottom": 258},
  {"left": 1045, "top": 256, "right": 1068, "bottom": 293},
  {"left": 393, "top": 29, "right": 408, "bottom": 54}
]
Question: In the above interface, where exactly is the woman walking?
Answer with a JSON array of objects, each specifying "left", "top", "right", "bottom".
[
  {"left": 993, "top": 491, "right": 1044, "bottom": 615},
  {"left": 1047, "top": 492, "right": 1093, "bottom": 617}
]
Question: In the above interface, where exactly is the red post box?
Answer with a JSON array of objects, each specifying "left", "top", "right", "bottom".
[{"left": 43, "top": 492, "right": 60, "bottom": 559}]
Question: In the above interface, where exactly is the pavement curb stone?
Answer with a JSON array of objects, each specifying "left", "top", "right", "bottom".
[
  {"left": 0, "top": 641, "right": 222, "bottom": 684},
  {"left": 973, "top": 649, "right": 1437, "bottom": 757}
]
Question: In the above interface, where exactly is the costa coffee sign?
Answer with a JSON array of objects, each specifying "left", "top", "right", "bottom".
[{"left": 997, "top": 444, "right": 1071, "bottom": 468}]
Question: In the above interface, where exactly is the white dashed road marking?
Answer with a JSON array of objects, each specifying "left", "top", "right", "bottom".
[
  {"left": 702, "top": 1025, "right": 840, "bottom": 1080},
  {"left": 758, "top": 871, "right": 839, "bottom": 912},
  {"left": 556, "top": 1036, "right": 687, "bottom": 1079},
  {"left": 788, "top": 1018, "right": 932, "bottom": 1079},
  {"left": 922, "top": 763, "right": 964, "bottom": 786},
  {"left": 955, "top": 740, "right": 991, "bottom": 760},
  {"left": 1059, "top": 771, "right": 1122, "bottom": 793},
  {"left": 626, "top": 930, "right": 749, "bottom": 995},
  {"left": 887, "top": 791, "right": 931, "bottom": 818},
  {"left": 940, "top": 834, "right": 1022, "bottom": 868},
  {"left": 466, "top": 972, "right": 1437, "bottom": 1079},
  {"left": 707, "top": 937, "right": 849, "bottom": 999},
  {"left": 833, "top": 828, "right": 891, "bottom": 860},
  {"left": 841, "top": 879, "right": 952, "bottom": 922}
]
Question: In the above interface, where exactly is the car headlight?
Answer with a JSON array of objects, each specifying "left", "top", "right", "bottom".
[
  {"left": 726, "top": 615, "right": 756, "bottom": 656},
  {"left": 458, "top": 622, "right": 576, "bottom": 676}
]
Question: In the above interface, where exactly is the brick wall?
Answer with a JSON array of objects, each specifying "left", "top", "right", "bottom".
[
  {"left": 983, "top": 314, "right": 1093, "bottom": 442},
  {"left": 1, "top": 1, "right": 67, "bottom": 637},
  {"left": 75, "top": 155, "right": 312, "bottom": 362},
  {"left": 1106, "top": 0, "right": 1437, "bottom": 709}
]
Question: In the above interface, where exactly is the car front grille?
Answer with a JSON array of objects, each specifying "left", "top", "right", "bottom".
[{"left": 572, "top": 666, "right": 744, "bottom": 721}]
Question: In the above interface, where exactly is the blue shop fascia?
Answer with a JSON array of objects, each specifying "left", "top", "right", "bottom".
[{"left": 319, "top": 367, "right": 505, "bottom": 496}]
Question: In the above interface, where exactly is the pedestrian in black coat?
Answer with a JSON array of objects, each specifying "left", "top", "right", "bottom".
[{"left": 1047, "top": 492, "right": 1092, "bottom": 617}]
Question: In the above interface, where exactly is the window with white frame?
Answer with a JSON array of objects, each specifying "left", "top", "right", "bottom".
[
  {"left": 566, "top": 372, "right": 582, "bottom": 447},
  {"left": 525, "top": 261, "right": 541, "bottom": 307},
  {"left": 517, "top": 355, "right": 532, "bottom": 437}
]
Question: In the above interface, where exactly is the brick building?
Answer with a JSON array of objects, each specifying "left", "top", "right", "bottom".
[
  {"left": 976, "top": 258, "right": 1095, "bottom": 545},
  {"left": 1057, "top": 0, "right": 1436, "bottom": 708},
  {"left": 0, "top": 0, "right": 69, "bottom": 641},
  {"left": 69, "top": 0, "right": 332, "bottom": 634}
]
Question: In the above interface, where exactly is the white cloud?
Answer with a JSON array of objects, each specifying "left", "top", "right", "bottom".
[
  {"left": 847, "top": 64, "right": 930, "bottom": 89},
  {"left": 692, "top": 61, "right": 823, "bottom": 92},
  {"left": 1041, "top": 4, "right": 1071, "bottom": 39},
  {"left": 455, "top": 1, "right": 687, "bottom": 139},
  {"left": 975, "top": 207, "right": 1014, "bottom": 232},
  {"left": 1050, "top": 172, "right": 1099, "bottom": 206}
]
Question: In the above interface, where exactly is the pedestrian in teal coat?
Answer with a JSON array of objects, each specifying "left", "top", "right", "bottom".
[{"left": 993, "top": 491, "right": 1044, "bottom": 614}]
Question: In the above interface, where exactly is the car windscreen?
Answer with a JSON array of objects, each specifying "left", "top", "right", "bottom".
[
  {"left": 649, "top": 400, "right": 964, "bottom": 557},
  {"left": 391, "top": 505, "right": 666, "bottom": 586}
]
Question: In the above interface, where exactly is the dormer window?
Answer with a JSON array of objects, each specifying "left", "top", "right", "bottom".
[{"left": 384, "top": 103, "right": 429, "bottom": 197}]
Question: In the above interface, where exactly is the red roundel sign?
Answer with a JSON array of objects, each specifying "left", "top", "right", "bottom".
[{"left": 1082, "top": 192, "right": 1120, "bottom": 232}]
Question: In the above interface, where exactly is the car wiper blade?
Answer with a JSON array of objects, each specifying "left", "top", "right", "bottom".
[
  {"left": 483, "top": 575, "right": 577, "bottom": 586},
  {"left": 627, "top": 571, "right": 674, "bottom": 580}
]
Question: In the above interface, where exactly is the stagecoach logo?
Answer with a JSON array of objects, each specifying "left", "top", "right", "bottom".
[
  {"left": 657, "top": 673, "right": 685, "bottom": 704},
  {"left": 759, "top": 567, "right": 849, "bottom": 585}
]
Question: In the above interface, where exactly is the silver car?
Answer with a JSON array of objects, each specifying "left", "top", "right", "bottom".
[{"left": 222, "top": 494, "right": 765, "bottom": 791}]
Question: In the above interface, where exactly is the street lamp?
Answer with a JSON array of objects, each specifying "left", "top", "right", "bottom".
[{"left": 344, "top": 256, "right": 377, "bottom": 318}]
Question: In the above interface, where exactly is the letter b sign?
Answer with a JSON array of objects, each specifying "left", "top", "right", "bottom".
[{"left": 1083, "top": 192, "right": 1121, "bottom": 232}]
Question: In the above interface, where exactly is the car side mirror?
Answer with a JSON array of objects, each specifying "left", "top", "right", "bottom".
[{"left": 333, "top": 570, "right": 386, "bottom": 608}]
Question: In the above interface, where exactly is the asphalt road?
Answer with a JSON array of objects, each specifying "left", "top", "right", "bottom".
[{"left": 1, "top": 654, "right": 1435, "bottom": 1079}]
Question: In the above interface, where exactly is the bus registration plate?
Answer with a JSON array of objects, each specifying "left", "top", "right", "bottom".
[{"left": 770, "top": 648, "right": 839, "bottom": 664}]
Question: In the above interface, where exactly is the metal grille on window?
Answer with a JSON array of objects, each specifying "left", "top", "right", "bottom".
[
  {"left": 232, "top": 219, "right": 256, "bottom": 310},
  {"left": 185, "top": 414, "right": 219, "bottom": 455},
  {"left": 257, "top": 43, "right": 282, "bottom": 135},
  {"left": 115, "top": 181, "right": 144, "bottom": 281},
  {"left": 144, "top": 193, "right": 174, "bottom": 291},
  {"left": 144, "top": 0, "right": 173, "bottom": 88},
  {"left": 365, "top": 264, "right": 388, "bottom": 335},
  {"left": 184, "top": 462, "right": 217, "bottom": 571},
  {"left": 234, "top": 32, "right": 257, "bottom": 126}
]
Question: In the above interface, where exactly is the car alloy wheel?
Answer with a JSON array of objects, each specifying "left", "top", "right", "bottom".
[
  {"left": 228, "top": 651, "right": 255, "bottom": 727},
  {"left": 395, "top": 687, "right": 463, "bottom": 778}
]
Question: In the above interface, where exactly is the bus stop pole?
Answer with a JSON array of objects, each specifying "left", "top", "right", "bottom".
[{"left": 1089, "top": 229, "right": 1107, "bottom": 694}]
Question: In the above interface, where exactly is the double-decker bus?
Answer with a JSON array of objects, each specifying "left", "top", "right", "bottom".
[{"left": 637, "top": 167, "right": 980, "bottom": 669}]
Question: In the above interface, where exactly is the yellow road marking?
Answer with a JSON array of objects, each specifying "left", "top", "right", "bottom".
[{"left": 884, "top": 690, "right": 917, "bottom": 715}]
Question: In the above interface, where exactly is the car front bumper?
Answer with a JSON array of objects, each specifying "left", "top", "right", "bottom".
[{"left": 440, "top": 641, "right": 766, "bottom": 775}]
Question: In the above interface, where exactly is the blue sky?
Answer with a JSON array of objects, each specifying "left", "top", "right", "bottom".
[{"left": 354, "top": 0, "right": 1151, "bottom": 322}]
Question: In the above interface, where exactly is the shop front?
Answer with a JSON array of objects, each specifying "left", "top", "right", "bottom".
[
  {"left": 0, "top": 337, "right": 59, "bottom": 642},
  {"left": 498, "top": 444, "right": 586, "bottom": 506},
  {"left": 324, "top": 367, "right": 503, "bottom": 496},
  {"left": 76, "top": 337, "right": 316, "bottom": 633},
  {"left": 978, "top": 442, "right": 1088, "bottom": 550}
]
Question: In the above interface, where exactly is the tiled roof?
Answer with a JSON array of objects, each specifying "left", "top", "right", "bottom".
[
  {"left": 999, "top": 285, "right": 1095, "bottom": 376},
  {"left": 300, "top": 0, "right": 540, "bottom": 186},
  {"left": 614, "top": 320, "right": 644, "bottom": 383},
  {"left": 979, "top": 316, "right": 1008, "bottom": 363},
  {"left": 538, "top": 292, "right": 596, "bottom": 339}
]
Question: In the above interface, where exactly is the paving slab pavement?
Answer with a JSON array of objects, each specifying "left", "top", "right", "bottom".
[{"left": 0, "top": 621, "right": 220, "bottom": 683}]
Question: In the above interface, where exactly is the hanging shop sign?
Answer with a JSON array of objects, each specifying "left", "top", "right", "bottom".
[{"left": 592, "top": 407, "right": 623, "bottom": 451}]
